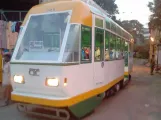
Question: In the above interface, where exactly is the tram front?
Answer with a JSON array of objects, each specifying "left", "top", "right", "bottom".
[{"left": 10, "top": 10, "right": 80, "bottom": 115}]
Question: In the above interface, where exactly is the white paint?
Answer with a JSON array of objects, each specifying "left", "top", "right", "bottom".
[{"left": 10, "top": 3, "right": 132, "bottom": 102}]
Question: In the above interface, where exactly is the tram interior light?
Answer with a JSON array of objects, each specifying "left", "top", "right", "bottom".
[
  {"left": 14, "top": 75, "right": 25, "bottom": 84},
  {"left": 46, "top": 78, "right": 59, "bottom": 87}
]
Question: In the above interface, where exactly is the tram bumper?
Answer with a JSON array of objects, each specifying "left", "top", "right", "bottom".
[
  {"left": 11, "top": 91, "right": 71, "bottom": 107},
  {"left": 16, "top": 103, "right": 70, "bottom": 120}
]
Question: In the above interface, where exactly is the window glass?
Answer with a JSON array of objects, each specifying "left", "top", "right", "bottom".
[
  {"left": 116, "top": 26, "right": 120, "bottom": 35},
  {"left": 81, "top": 26, "right": 92, "bottom": 63},
  {"left": 120, "top": 39, "right": 125, "bottom": 58},
  {"left": 124, "top": 41, "right": 128, "bottom": 66},
  {"left": 106, "top": 21, "right": 110, "bottom": 30},
  {"left": 15, "top": 12, "right": 70, "bottom": 61},
  {"left": 111, "top": 23, "right": 116, "bottom": 33},
  {"left": 116, "top": 37, "right": 121, "bottom": 59},
  {"left": 105, "top": 31, "right": 110, "bottom": 61},
  {"left": 95, "top": 28, "right": 104, "bottom": 61},
  {"left": 63, "top": 24, "right": 80, "bottom": 62},
  {"left": 109, "top": 34, "right": 116, "bottom": 60},
  {"left": 95, "top": 18, "right": 103, "bottom": 28}
]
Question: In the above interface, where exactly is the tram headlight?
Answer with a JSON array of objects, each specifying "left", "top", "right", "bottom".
[
  {"left": 46, "top": 78, "right": 59, "bottom": 87},
  {"left": 14, "top": 75, "right": 25, "bottom": 84}
]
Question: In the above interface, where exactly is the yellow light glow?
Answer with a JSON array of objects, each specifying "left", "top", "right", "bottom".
[
  {"left": 64, "top": 78, "right": 67, "bottom": 86},
  {"left": 46, "top": 78, "right": 59, "bottom": 87},
  {"left": 14, "top": 75, "right": 24, "bottom": 84},
  {"left": 151, "top": 37, "right": 154, "bottom": 42}
]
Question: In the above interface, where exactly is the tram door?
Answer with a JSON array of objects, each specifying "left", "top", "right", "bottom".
[{"left": 93, "top": 16, "right": 105, "bottom": 85}]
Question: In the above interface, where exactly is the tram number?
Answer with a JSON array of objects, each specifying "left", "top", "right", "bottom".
[
  {"left": 29, "top": 68, "right": 40, "bottom": 76},
  {"left": 47, "top": 8, "right": 55, "bottom": 12}
]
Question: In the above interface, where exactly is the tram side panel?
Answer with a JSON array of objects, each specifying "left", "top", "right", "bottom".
[
  {"left": 104, "top": 60, "right": 124, "bottom": 86},
  {"left": 62, "top": 64, "right": 94, "bottom": 98}
]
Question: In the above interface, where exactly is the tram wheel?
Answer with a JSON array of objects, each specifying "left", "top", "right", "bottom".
[
  {"left": 105, "top": 90, "right": 110, "bottom": 98},
  {"left": 115, "top": 83, "right": 120, "bottom": 93},
  {"left": 129, "top": 74, "right": 131, "bottom": 81},
  {"left": 120, "top": 80, "right": 124, "bottom": 89}
]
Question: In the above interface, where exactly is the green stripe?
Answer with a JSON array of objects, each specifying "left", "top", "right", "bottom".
[{"left": 10, "top": 62, "right": 79, "bottom": 66}]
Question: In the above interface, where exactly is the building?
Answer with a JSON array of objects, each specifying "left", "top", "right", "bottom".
[{"left": 142, "top": 28, "right": 150, "bottom": 44}]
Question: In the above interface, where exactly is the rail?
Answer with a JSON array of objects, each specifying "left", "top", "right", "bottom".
[{"left": 0, "top": 10, "right": 27, "bottom": 22}]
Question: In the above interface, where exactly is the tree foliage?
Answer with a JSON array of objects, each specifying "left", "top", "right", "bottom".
[
  {"left": 93, "top": 0, "right": 119, "bottom": 16},
  {"left": 148, "top": 0, "right": 161, "bottom": 29},
  {"left": 114, "top": 20, "right": 144, "bottom": 43}
]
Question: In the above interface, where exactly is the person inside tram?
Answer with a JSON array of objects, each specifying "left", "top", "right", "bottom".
[
  {"left": 85, "top": 47, "right": 90, "bottom": 59},
  {"left": 95, "top": 47, "right": 100, "bottom": 60},
  {"left": 82, "top": 47, "right": 85, "bottom": 60},
  {"left": 109, "top": 48, "right": 113, "bottom": 59},
  {"left": 82, "top": 47, "right": 91, "bottom": 60},
  {"left": 105, "top": 48, "right": 110, "bottom": 60}
]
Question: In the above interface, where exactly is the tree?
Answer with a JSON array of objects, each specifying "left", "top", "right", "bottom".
[
  {"left": 121, "top": 20, "right": 143, "bottom": 34},
  {"left": 148, "top": 0, "right": 161, "bottom": 30},
  {"left": 119, "top": 20, "right": 144, "bottom": 44},
  {"left": 93, "top": 0, "right": 119, "bottom": 16}
]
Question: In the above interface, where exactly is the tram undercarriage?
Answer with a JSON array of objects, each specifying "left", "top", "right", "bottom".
[
  {"left": 17, "top": 103, "right": 71, "bottom": 120},
  {"left": 14, "top": 78, "right": 131, "bottom": 120}
]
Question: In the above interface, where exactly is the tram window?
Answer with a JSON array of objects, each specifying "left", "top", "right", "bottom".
[
  {"left": 120, "top": 39, "right": 124, "bottom": 53},
  {"left": 124, "top": 41, "right": 129, "bottom": 66},
  {"left": 63, "top": 24, "right": 80, "bottom": 62},
  {"left": 120, "top": 39, "right": 124, "bottom": 58},
  {"left": 109, "top": 34, "right": 116, "bottom": 60},
  {"left": 111, "top": 23, "right": 116, "bottom": 33},
  {"left": 125, "top": 41, "right": 128, "bottom": 52},
  {"left": 116, "top": 26, "right": 119, "bottom": 35},
  {"left": 129, "top": 42, "right": 133, "bottom": 58},
  {"left": 116, "top": 37, "right": 121, "bottom": 59},
  {"left": 106, "top": 21, "right": 110, "bottom": 30},
  {"left": 95, "top": 18, "right": 103, "bottom": 28},
  {"left": 94, "top": 28, "right": 104, "bottom": 61},
  {"left": 105, "top": 31, "right": 110, "bottom": 61},
  {"left": 81, "top": 25, "right": 92, "bottom": 63}
]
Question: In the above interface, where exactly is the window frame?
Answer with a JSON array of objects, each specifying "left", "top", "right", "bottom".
[
  {"left": 81, "top": 25, "right": 92, "bottom": 64},
  {"left": 105, "top": 30, "right": 110, "bottom": 61},
  {"left": 95, "top": 17, "right": 104, "bottom": 28},
  {"left": 94, "top": 27, "right": 104, "bottom": 62}
]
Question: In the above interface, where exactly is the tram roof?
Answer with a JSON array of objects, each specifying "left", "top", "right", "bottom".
[
  {"left": 22, "top": 0, "right": 92, "bottom": 27},
  {"left": 22, "top": 0, "right": 133, "bottom": 42}
]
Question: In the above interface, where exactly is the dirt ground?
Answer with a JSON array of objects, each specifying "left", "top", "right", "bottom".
[{"left": 0, "top": 63, "right": 161, "bottom": 120}]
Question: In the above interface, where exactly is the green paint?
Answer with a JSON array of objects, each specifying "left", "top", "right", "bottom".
[
  {"left": 69, "top": 94, "right": 104, "bottom": 118},
  {"left": 124, "top": 75, "right": 129, "bottom": 78},
  {"left": 10, "top": 62, "right": 79, "bottom": 66}
]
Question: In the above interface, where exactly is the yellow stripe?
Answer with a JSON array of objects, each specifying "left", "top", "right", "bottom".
[
  {"left": 11, "top": 75, "right": 124, "bottom": 107},
  {"left": 124, "top": 72, "right": 129, "bottom": 76},
  {"left": 124, "top": 71, "right": 131, "bottom": 76}
]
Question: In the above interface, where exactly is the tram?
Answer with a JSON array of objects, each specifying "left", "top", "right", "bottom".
[{"left": 10, "top": 0, "right": 134, "bottom": 119}]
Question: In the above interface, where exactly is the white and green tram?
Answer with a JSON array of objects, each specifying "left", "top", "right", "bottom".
[{"left": 10, "top": 0, "right": 134, "bottom": 119}]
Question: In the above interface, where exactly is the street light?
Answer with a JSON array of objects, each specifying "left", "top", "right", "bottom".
[{"left": 151, "top": 37, "right": 154, "bottom": 42}]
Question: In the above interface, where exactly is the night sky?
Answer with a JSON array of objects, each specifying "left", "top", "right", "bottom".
[{"left": 0, "top": 0, "right": 39, "bottom": 10}]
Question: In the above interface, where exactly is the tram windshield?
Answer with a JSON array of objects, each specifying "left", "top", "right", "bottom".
[{"left": 15, "top": 11, "right": 71, "bottom": 61}]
